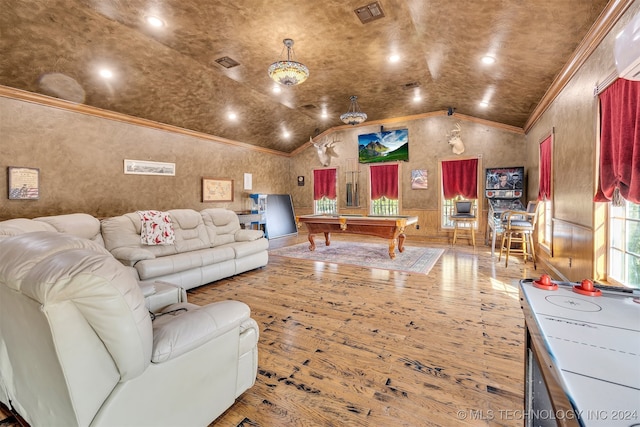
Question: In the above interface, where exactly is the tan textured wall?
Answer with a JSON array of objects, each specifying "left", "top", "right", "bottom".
[
  {"left": 0, "top": 97, "right": 290, "bottom": 220},
  {"left": 290, "top": 116, "right": 526, "bottom": 239},
  {"left": 525, "top": 2, "right": 640, "bottom": 281}
]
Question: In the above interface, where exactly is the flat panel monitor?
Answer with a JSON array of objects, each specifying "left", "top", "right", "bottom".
[
  {"left": 485, "top": 166, "right": 524, "bottom": 191},
  {"left": 358, "top": 129, "right": 409, "bottom": 164},
  {"left": 265, "top": 194, "right": 298, "bottom": 239}
]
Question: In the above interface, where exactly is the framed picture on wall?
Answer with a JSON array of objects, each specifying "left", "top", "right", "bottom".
[
  {"left": 202, "top": 177, "right": 234, "bottom": 202},
  {"left": 8, "top": 166, "right": 40, "bottom": 200},
  {"left": 358, "top": 128, "right": 409, "bottom": 164},
  {"left": 124, "top": 159, "right": 176, "bottom": 176},
  {"left": 411, "top": 169, "right": 428, "bottom": 189}
]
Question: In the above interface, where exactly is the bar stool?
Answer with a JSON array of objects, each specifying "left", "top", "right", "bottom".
[
  {"left": 450, "top": 199, "right": 476, "bottom": 248},
  {"left": 499, "top": 201, "right": 539, "bottom": 267}
]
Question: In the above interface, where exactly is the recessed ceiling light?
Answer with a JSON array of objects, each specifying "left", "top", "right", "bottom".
[
  {"left": 389, "top": 54, "right": 400, "bottom": 63},
  {"left": 145, "top": 16, "right": 165, "bottom": 27},
  {"left": 321, "top": 110, "right": 328, "bottom": 119},
  {"left": 480, "top": 101, "right": 489, "bottom": 107},
  {"left": 272, "top": 85, "right": 281, "bottom": 94},
  {"left": 227, "top": 112, "right": 237, "bottom": 120},
  {"left": 283, "top": 130, "right": 290, "bottom": 138},
  {"left": 99, "top": 69, "right": 113, "bottom": 79},
  {"left": 481, "top": 55, "right": 496, "bottom": 65}
]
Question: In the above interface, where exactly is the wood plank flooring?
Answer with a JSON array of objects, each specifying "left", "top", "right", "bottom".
[
  {"left": 0, "top": 235, "right": 550, "bottom": 426},
  {"left": 189, "top": 235, "right": 549, "bottom": 427}
]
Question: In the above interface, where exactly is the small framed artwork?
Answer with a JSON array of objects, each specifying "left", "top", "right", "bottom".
[
  {"left": 297, "top": 176, "right": 305, "bottom": 186},
  {"left": 8, "top": 167, "right": 40, "bottom": 200},
  {"left": 411, "top": 169, "right": 428, "bottom": 189},
  {"left": 124, "top": 159, "right": 175, "bottom": 176},
  {"left": 203, "top": 177, "right": 234, "bottom": 202}
]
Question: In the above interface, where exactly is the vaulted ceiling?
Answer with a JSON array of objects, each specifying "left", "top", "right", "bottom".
[{"left": 0, "top": 0, "right": 613, "bottom": 153}]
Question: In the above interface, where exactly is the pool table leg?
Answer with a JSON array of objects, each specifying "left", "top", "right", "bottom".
[
  {"left": 398, "top": 232, "right": 406, "bottom": 252},
  {"left": 388, "top": 239, "right": 397, "bottom": 259},
  {"left": 324, "top": 232, "right": 331, "bottom": 247},
  {"left": 307, "top": 234, "right": 316, "bottom": 251}
]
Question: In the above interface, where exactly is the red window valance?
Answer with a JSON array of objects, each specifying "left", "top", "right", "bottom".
[
  {"left": 595, "top": 78, "right": 640, "bottom": 204},
  {"left": 442, "top": 158, "right": 478, "bottom": 200},
  {"left": 538, "top": 135, "right": 552, "bottom": 201},
  {"left": 313, "top": 168, "right": 336, "bottom": 200},
  {"left": 370, "top": 164, "right": 399, "bottom": 199}
]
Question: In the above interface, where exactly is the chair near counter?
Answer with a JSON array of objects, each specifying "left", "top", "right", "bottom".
[
  {"left": 450, "top": 199, "right": 477, "bottom": 248},
  {"left": 499, "top": 201, "right": 540, "bottom": 267}
]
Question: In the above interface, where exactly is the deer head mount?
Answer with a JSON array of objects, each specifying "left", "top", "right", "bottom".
[
  {"left": 447, "top": 123, "right": 465, "bottom": 155},
  {"left": 312, "top": 136, "right": 339, "bottom": 167}
]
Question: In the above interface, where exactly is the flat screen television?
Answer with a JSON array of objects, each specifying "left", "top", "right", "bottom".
[
  {"left": 265, "top": 194, "right": 297, "bottom": 239},
  {"left": 358, "top": 129, "right": 408, "bottom": 164},
  {"left": 485, "top": 166, "right": 524, "bottom": 191}
]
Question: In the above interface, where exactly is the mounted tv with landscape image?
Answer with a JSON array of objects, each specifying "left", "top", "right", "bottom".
[{"left": 358, "top": 129, "right": 409, "bottom": 164}]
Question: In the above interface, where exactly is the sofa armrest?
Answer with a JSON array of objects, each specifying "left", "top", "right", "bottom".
[
  {"left": 234, "top": 229, "right": 264, "bottom": 242},
  {"left": 151, "top": 301, "right": 251, "bottom": 363},
  {"left": 139, "top": 281, "right": 157, "bottom": 297},
  {"left": 109, "top": 247, "right": 155, "bottom": 266}
]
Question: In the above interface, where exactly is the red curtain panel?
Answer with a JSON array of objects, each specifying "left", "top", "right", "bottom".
[
  {"left": 538, "top": 135, "right": 552, "bottom": 201},
  {"left": 442, "top": 158, "right": 478, "bottom": 199},
  {"left": 595, "top": 78, "right": 640, "bottom": 204},
  {"left": 313, "top": 168, "right": 337, "bottom": 200},
  {"left": 370, "top": 163, "right": 399, "bottom": 199}
]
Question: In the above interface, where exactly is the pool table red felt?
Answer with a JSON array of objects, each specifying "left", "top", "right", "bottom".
[{"left": 296, "top": 214, "right": 418, "bottom": 259}]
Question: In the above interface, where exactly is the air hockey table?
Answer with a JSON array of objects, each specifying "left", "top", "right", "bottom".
[{"left": 520, "top": 277, "right": 640, "bottom": 426}]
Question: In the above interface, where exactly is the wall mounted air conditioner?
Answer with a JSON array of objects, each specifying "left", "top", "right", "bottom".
[{"left": 615, "top": 12, "right": 640, "bottom": 80}]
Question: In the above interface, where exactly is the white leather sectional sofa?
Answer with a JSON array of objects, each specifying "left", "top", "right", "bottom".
[
  {"left": 0, "top": 208, "right": 266, "bottom": 425},
  {"left": 0, "top": 208, "right": 269, "bottom": 291},
  {"left": 0, "top": 231, "right": 259, "bottom": 426}
]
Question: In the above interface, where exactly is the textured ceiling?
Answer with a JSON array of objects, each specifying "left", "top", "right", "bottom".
[{"left": 0, "top": 0, "right": 611, "bottom": 153}]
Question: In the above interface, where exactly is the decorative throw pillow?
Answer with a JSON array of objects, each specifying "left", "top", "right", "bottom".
[{"left": 137, "top": 210, "right": 176, "bottom": 245}]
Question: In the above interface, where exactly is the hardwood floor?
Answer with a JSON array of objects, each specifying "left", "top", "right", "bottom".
[
  {"left": 189, "top": 234, "right": 549, "bottom": 427},
  {"left": 0, "top": 235, "right": 550, "bottom": 426}
]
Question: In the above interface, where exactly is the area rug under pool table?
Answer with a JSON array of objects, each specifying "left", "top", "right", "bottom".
[{"left": 269, "top": 241, "right": 445, "bottom": 275}]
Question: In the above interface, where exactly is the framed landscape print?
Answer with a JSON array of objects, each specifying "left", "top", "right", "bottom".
[
  {"left": 202, "top": 178, "right": 234, "bottom": 202},
  {"left": 124, "top": 159, "right": 175, "bottom": 176}
]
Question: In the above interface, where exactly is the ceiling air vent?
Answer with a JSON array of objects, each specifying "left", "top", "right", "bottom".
[
  {"left": 354, "top": 2, "right": 385, "bottom": 24},
  {"left": 215, "top": 56, "right": 240, "bottom": 69}
]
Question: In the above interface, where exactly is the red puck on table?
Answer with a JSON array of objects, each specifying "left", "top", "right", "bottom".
[
  {"left": 533, "top": 274, "right": 558, "bottom": 291},
  {"left": 573, "top": 279, "right": 602, "bottom": 297}
]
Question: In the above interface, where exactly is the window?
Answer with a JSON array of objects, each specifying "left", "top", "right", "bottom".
[
  {"left": 608, "top": 200, "right": 640, "bottom": 288},
  {"left": 441, "top": 197, "right": 477, "bottom": 229},
  {"left": 370, "top": 164, "right": 399, "bottom": 216},
  {"left": 537, "top": 133, "right": 553, "bottom": 251},
  {"left": 539, "top": 201, "right": 552, "bottom": 249},
  {"left": 313, "top": 168, "right": 337, "bottom": 214},
  {"left": 440, "top": 158, "right": 479, "bottom": 228}
]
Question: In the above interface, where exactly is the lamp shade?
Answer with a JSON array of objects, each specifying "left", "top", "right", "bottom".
[
  {"left": 340, "top": 96, "right": 367, "bottom": 125},
  {"left": 268, "top": 39, "right": 309, "bottom": 86}
]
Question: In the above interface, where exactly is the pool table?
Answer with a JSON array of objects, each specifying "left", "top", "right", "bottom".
[{"left": 296, "top": 214, "right": 418, "bottom": 259}]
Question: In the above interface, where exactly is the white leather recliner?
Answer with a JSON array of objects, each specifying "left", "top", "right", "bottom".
[{"left": 0, "top": 231, "right": 259, "bottom": 427}]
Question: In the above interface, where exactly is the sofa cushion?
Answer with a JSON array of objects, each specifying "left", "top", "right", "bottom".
[
  {"left": 167, "top": 209, "right": 211, "bottom": 252},
  {"left": 0, "top": 218, "right": 56, "bottom": 241},
  {"left": 101, "top": 214, "right": 178, "bottom": 260},
  {"left": 151, "top": 301, "right": 250, "bottom": 363},
  {"left": 227, "top": 239, "right": 269, "bottom": 258},
  {"left": 35, "top": 213, "right": 104, "bottom": 245},
  {"left": 201, "top": 208, "right": 243, "bottom": 247},
  {"left": 134, "top": 246, "right": 235, "bottom": 280}
]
